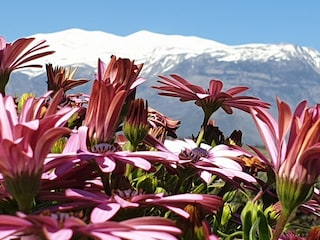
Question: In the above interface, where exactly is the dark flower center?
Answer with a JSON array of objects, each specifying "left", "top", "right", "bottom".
[
  {"left": 114, "top": 189, "right": 140, "bottom": 200},
  {"left": 40, "top": 209, "right": 87, "bottom": 227},
  {"left": 191, "top": 147, "right": 209, "bottom": 159},
  {"left": 91, "top": 143, "right": 117, "bottom": 153},
  {"left": 179, "top": 147, "right": 209, "bottom": 162}
]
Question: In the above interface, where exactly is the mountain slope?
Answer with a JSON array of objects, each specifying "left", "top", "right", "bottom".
[
  {"left": 7, "top": 28, "right": 320, "bottom": 145},
  {"left": 22, "top": 28, "right": 320, "bottom": 73}
]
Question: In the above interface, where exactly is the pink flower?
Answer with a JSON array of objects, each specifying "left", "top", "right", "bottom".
[
  {"left": 18, "top": 212, "right": 74, "bottom": 240},
  {"left": 0, "top": 214, "right": 32, "bottom": 239},
  {"left": 49, "top": 188, "right": 223, "bottom": 225},
  {"left": 123, "top": 98, "right": 150, "bottom": 150},
  {"left": 0, "top": 36, "right": 54, "bottom": 95},
  {"left": 84, "top": 80, "right": 127, "bottom": 145},
  {"left": 74, "top": 216, "right": 182, "bottom": 240},
  {"left": 251, "top": 99, "right": 320, "bottom": 201},
  {"left": 163, "top": 138, "right": 257, "bottom": 185},
  {"left": 144, "top": 193, "right": 223, "bottom": 218},
  {"left": 45, "top": 63, "right": 89, "bottom": 97},
  {"left": 44, "top": 126, "right": 181, "bottom": 197},
  {"left": 96, "top": 55, "right": 144, "bottom": 92},
  {"left": 64, "top": 126, "right": 180, "bottom": 171},
  {"left": 0, "top": 213, "right": 182, "bottom": 240},
  {"left": 0, "top": 91, "right": 78, "bottom": 212},
  {"left": 250, "top": 98, "right": 320, "bottom": 239},
  {"left": 279, "top": 230, "right": 304, "bottom": 240},
  {"left": 147, "top": 107, "right": 181, "bottom": 142},
  {"left": 84, "top": 56, "right": 145, "bottom": 145},
  {"left": 0, "top": 213, "right": 181, "bottom": 240},
  {"left": 0, "top": 92, "right": 78, "bottom": 178},
  {"left": 153, "top": 74, "right": 270, "bottom": 126}
]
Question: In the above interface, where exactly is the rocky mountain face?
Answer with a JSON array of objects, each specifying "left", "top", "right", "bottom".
[{"left": 7, "top": 29, "right": 320, "bottom": 145}]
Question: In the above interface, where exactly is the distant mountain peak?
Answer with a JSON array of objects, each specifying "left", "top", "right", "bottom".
[
  {"left": 8, "top": 28, "right": 320, "bottom": 145},
  {"left": 18, "top": 28, "right": 320, "bottom": 76}
]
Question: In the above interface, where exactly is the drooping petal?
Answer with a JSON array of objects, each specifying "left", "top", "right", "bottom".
[
  {"left": 250, "top": 107, "right": 279, "bottom": 168},
  {"left": 277, "top": 98, "right": 292, "bottom": 147},
  {"left": 35, "top": 127, "right": 71, "bottom": 166},
  {"left": 43, "top": 229, "right": 73, "bottom": 240},
  {"left": 0, "top": 215, "right": 32, "bottom": 238},
  {"left": 91, "top": 203, "right": 121, "bottom": 223}
]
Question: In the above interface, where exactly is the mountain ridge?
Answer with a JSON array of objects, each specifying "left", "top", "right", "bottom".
[
  {"left": 22, "top": 28, "right": 320, "bottom": 75},
  {"left": 7, "top": 28, "right": 320, "bottom": 145}
]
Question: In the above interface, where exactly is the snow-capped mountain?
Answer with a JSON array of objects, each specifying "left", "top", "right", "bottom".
[
  {"left": 7, "top": 28, "right": 320, "bottom": 145},
  {"left": 19, "top": 28, "right": 320, "bottom": 74},
  {"left": 21, "top": 28, "right": 226, "bottom": 75}
]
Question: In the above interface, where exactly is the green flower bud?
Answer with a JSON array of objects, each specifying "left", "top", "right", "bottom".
[
  {"left": 221, "top": 203, "right": 236, "bottom": 226},
  {"left": 123, "top": 99, "right": 149, "bottom": 150}
]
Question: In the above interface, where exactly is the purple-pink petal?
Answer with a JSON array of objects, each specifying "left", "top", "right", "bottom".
[
  {"left": 44, "top": 229, "right": 73, "bottom": 240},
  {"left": 91, "top": 203, "right": 121, "bottom": 223}
]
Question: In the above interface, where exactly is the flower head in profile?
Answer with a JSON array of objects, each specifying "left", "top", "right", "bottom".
[
  {"left": 123, "top": 98, "right": 150, "bottom": 150},
  {"left": 148, "top": 106, "right": 181, "bottom": 142},
  {"left": 152, "top": 74, "right": 270, "bottom": 126},
  {"left": 201, "top": 119, "right": 243, "bottom": 147},
  {"left": 0, "top": 91, "right": 78, "bottom": 212},
  {"left": 250, "top": 98, "right": 320, "bottom": 239},
  {"left": 84, "top": 79, "right": 126, "bottom": 145},
  {"left": 0, "top": 36, "right": 54, "bottom": 95},
  {"left": 251, "top": 99, "right": 320, "bottom": 211},
  {"left": 84, "top": 55, "right": 145, "bottom": 145},
  {"left": 46, "top": 63, "right": 89, "bottom": 97},
  {"left": 96, "top": 55, "right": 144, "bottom": 93}
]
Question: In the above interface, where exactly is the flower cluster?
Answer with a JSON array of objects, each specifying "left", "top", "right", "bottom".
[{"left": 0, "top": 35, "right": 318, "bottom": 240}]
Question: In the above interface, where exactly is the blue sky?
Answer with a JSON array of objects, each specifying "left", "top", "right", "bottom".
[{"left": 2, "top": 1, "right": 320, "bottom": 51}]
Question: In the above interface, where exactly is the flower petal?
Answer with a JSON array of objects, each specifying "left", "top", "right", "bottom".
[{"left": 91, "top": 203, "right": 120, "bottom": 223}]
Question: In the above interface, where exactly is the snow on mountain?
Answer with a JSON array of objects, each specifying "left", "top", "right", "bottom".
[
  {"left": 7, "top": 28, "right": 320, "bottom": 145},
  {"left": 21, "top": 28, "right": 320, "bottom": 76},
  {"left": 217, "top": 43, "right": 320, "bottom": 70},
  {"left": 24, "top": 28, "right": 226, "bottom": 75}
]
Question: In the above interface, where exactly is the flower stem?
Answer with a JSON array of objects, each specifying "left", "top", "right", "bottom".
[
  {"left": 196, "top": 126, "right": 205, "bottom": 147},
  {"left": 272, "top": 210, "right": 291, "bottom": 240}
]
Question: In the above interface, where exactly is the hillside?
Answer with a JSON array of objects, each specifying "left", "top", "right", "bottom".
[{"left": 7, "top": 28, "right": 320, "bottom": 145}]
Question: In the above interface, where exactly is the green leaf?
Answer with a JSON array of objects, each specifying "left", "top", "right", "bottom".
[
  {"left": 257, "top": 211, "right": 271, "bottom": 240},
  {"left": 248, "top": 210, "right": 271, "bottom": 240}
]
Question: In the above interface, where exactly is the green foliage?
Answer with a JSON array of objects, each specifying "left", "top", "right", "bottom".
[{"left": 241, "top": 201, "right": 272, "bottom": 240}]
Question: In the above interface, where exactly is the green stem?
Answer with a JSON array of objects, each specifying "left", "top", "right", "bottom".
[
  {"left": 173, "top": 175, "right": 184, "bottom": 194},
  {"left": 195, "top": 126, "right": 205, "bottom": 147},
  {"left": 128, "top": 142, "right": 137, "bottom": 152},
  {"left": 125, "top": 164, "right": 133, "bottom": 179},
  {"left": 272, "top": 210, "right": 291, "bottom": 240},
  {"left": 197, "top": 109, "right": 215, "bottom": 146},
  {"left": 218, "top": 230, "right": 243, "bottom": 240}
]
